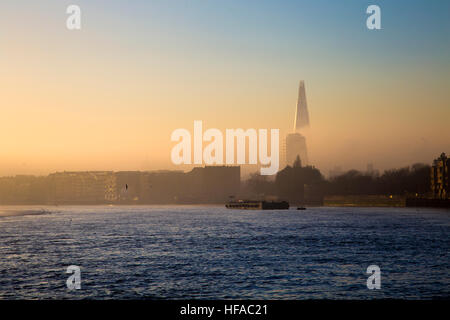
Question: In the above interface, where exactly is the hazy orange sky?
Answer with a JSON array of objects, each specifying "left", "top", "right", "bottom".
[{"left": 1, "top": 1, "right": 449, "bottom": 177}]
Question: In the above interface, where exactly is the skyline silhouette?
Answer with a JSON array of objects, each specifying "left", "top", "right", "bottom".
[{"left": 1, "top": 1, "right": 449, "bottom": 177}]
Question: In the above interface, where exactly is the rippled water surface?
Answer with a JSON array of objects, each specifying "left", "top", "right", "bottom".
[{"left": 0, "top": 206, "right": 449, "bottom": 299}]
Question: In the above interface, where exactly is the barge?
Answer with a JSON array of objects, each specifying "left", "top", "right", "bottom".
[{"left": 225, "top": 200, "right": 289, "bottom": 210}]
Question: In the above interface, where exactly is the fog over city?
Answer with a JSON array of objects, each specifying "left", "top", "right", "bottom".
[{"left": 1, "top": 1, "right": 449, "bottom": 177}]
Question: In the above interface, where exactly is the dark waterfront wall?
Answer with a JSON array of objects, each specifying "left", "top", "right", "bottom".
[{"left": 405, "top": 198, "right": 450, "bottom": 208}]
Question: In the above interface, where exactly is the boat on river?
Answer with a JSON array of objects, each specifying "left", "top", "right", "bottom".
[{"left": 225, "top": 200, "right": 289, "bottom": 210}]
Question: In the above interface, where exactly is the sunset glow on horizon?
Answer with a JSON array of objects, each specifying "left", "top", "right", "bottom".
[{"left": 1, "top": 0, "right": 449, "bottom": 176}]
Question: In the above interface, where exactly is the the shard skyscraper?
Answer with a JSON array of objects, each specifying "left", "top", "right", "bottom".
[
  {"left": 294, "top": 80, "right": 310, "bottom": 131},
  {"left": 286, "top": 81, "right": 309, "bottom": 167}
]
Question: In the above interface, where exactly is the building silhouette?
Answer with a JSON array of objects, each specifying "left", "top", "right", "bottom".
[
  {"left": 285, "top": 80, "right": 309, "bottom": 166},
  {"left": 0, "top": 166, "right": 241, "bottom": 205},
  {"left": 48, "top": 171, "right": 115, "bottom": 204},
  {"left": 431, "top": 153, "right": 450, "bottom": 199},
  {"left": 184, "top": 166, "right": 240, "bottom": 203},
  {"left": 286, "top": 133, "right": 308, "bottom": 167},
  {"left": 294, "top": 80, "right": 310, "bottom": 130}
]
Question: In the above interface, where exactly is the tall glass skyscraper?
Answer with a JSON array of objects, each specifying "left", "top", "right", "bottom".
[
  {"left": 294, "top": 80, "right": 310, "bottom": 131},
  {"left": 286, "top": 81, "right": 310, "bottom": 167}
]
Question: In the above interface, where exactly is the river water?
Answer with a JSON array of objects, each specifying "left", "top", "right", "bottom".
[{"left": 0, "top": 205, "right": 448, "bottom": 299}]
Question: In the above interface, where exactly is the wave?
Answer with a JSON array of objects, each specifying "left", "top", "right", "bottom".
[{"left": 0, "top": 209, "right": 54, "bottom": 218}]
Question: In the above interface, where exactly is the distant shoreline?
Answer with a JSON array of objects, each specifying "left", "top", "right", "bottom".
[
  {"left": 324, "top": 195, "right": 405, "bottom": 207},
  {"left": 1, "top": 195, "right": 449, "bottom": 209}
]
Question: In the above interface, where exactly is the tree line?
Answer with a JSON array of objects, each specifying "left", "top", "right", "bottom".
[{"left": 243, "top": 156, "right": 430, "bottom": 203}]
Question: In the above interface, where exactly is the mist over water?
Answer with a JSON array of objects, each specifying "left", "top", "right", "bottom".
[{"left": 0, "top": 206, "right": 449, "bottom": 299}]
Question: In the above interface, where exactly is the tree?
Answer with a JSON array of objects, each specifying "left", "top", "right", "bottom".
[{"left": 275, "top": 163, "right": 324, "bottom": 204}]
